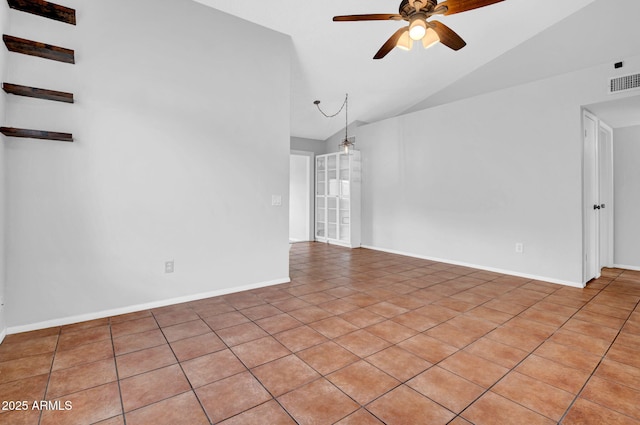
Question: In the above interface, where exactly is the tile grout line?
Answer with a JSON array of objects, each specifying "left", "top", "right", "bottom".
[
  {"left": 459, "top": 276, "right": 608, "bottom": 423},
  {"left": 557, "top": 286, "right": 640, "bottom": 424},
  {"left": 166, "top": 295, "right": 303, "bottom": 424},
  {"left": 149, "top": 308, "right": 215, "bottom": 425},
  {"left": 217, "top": 305, "right": 301, "bottom": 425},
  {"left": 37, "top": 326, "right": 62, "bottom": 425},
  {"left": 208, "top": 273, "right": 423, "bottom": 423},
  {"left": 319, "top": 263, "right": 619, "bottom": 423},
  {"left": 280, "top": 290, "right": 398, "bottom": 424},
  {"left": 292, "top": 246, "right": 628, "bottom": 422},
  {"left": 288, "top": 248, "right": 537, "bottom": 421},
  {"left": 454, "top": 282, "right": 603, "bottom": 423},
  {"left": 294, "top": 242, "right": 637, "bottom": 417},
  {"left": 4, "top": 244, "right": 638, "bottom": 425},
  {"left": 455, "top": 273, "right": 634, "bottom": 424},
  {"left": 276, "top": 253, "right": 520, "bottom": 423},
  {"left": 108, "top": 319, "right": 129, "bottom": 425},
  {"left": 235, "top": 291, "right": 356, "bottom": 424}
]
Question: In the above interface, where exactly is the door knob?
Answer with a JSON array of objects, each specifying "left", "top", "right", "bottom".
[{"left": 593, "top": 205, "right": 601, "bottom": 210}]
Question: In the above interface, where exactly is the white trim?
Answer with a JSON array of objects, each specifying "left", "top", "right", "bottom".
[
  {"left": 7, "top": 277, "right": 291, "bottom": 335},
  {"left": 361, "top": 245, "right": 584, "bottom": 288},
  {"left": 613, "top": 264, "right": 640, "bottom": 272},
  {"left": 316, "top": 240, "right": 359, "bottom": 249},
  {"left": 0, "top": 328, "right": 6, "bottom": 344}
]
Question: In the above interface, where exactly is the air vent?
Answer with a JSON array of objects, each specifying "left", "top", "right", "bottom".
[{"left": 609, "top": 73, "right": 640, "bottom": 94}]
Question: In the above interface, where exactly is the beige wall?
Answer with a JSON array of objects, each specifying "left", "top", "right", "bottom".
[
  {"left": 4, "top": 0, "right": 291, "bottom": 331},
  {"left": 359, "top": 54, "right": 640, "bottom": 286},
  {"left": 0, "top": 0, "right": 8, "bottom": 339},
  {"left": 613, "top": 125, "right": 640, "bottom": 269}
]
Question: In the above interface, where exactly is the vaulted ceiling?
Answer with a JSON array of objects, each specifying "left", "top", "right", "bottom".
[{"left": 194, "top": 0, "right": 638, "bottom": 139}]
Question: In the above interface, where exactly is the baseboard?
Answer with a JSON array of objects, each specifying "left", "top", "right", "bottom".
[
  {"left": 0, "top": 328, "right": 6, "bottom": 344},
  {"left": 361, "top": 245, "right": 583, "bottom": 288},
  {"left": 7, "top": 277, "right": 291, "bottom": 335},
  {"left": 613, "top": 264, "right": 640, "bottom": 272}
]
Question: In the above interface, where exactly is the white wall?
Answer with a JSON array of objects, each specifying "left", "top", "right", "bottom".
[
  {"left": 291, "top": 136, "right": 326, "bottom": 156},
  {"left": 4, "top": 0, "right": 291, "bottom": 330},
  {"left": 358, "top": 54, "right": 640, "bottom": 286},
  {"left": 613, "top": 125, "right": 640, "bottom": 268},
  {"left": 289, "top": 154, "right": 310, "bottom": 242},
  {"left": 0, "top": 0, "right": 8, "bottom": 340}
]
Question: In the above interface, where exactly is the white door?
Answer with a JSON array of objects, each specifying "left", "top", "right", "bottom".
[
  {"left": 583, "top": 111, "right": 600, "bottom": 282},
  {"left": 598, "top": 122, "right": 614, "bottom": 268}
]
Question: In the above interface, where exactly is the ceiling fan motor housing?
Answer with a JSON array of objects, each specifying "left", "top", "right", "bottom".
[{"left": 400, "top": 0, "right": 438, "bottom": 19}]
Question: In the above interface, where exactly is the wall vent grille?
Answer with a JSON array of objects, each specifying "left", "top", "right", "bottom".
[{"left": 609, "top": 73, "right": 640, "bottom": 94}]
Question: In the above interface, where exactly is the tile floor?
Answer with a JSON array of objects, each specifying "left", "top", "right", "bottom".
[{"left": 1, "top": 242, "right": 639, "bottom": 424}]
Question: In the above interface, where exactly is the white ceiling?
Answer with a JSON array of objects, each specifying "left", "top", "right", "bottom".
[
  {"left": 586, "top": 95, "right": 640, "bottom": 129},
  {"left": 406, "top": 0, "right": 640, "bottom": 113},
  {"left": 194, "top": 0, "right": 600, "bottom": 140}
]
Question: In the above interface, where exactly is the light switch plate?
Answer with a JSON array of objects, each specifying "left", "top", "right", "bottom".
[{"left": 165, "top": 260, "right": 174, "bottom": 273}]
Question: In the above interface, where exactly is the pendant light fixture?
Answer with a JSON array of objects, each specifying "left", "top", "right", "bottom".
[{"left": 313, "top": 94, "right": 354, "bottom": 153}]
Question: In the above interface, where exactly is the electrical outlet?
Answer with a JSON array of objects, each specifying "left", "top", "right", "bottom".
[
  {"left": 165, "top": 260, "right": 174, "bottom": 273},
  {"left": 515, "top": 243, "right": 524, "bottom": 254}
]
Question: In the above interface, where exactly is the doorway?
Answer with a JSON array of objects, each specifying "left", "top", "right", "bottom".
[
  {"left": 582, "top": 110, "right": 614, "bottom": 283},
  {"left": 289, "top": 151, "right": 314, "bottom": 242}
]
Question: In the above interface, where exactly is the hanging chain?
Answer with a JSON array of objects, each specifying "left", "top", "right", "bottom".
[
  {"left": 344, "top": 94, "right": 348, "bottom": 141},
  {"left": 314, "top": 94, "right": 348, "bottom": 120},
  {"left": 314, "top": 94, "right": 352, "bottom": 150}
]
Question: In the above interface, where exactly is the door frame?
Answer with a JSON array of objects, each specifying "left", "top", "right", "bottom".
[{"left": 582, "top": 109, "right": 615, "bottom": 283}]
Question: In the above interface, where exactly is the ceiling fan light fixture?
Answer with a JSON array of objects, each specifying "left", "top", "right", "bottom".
[
  {"left": 422, "top": 27, "right": 440, "bottom": 49},
  {"left": 396, "top": 28, "right": 413, "bottom": 51},
  {"left": 333, "top": 0, "right": 505, "bottom": 59},
  {"left": 409, "top": 16, "right": 427, "bottom": 40}
]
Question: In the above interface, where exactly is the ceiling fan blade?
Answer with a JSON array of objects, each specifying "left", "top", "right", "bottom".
[
  {"left": 373, "top": 27, "right": 407, "bottom": 59},
  {"left": 430, "top": 21, "right": 466, "bottom": 50},
  {"left": 438, "top": 0, "right": 504, "bottom": 15},
  {"left": 333, "top": 14, "right": 402, "bottom": 22}
]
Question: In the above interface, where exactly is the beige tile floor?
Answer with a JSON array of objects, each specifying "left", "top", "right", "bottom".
[{"left": 0, "top": 242, "right": 639, "bottom": 424}]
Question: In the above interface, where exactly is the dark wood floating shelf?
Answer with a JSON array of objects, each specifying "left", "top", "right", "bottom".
[
  {"left": 8, "top": 0, "right": 76, "bottom": 25},
  {"left": 3, "top": 34, "right": 74, "bottom": 64},
  {"left": 0, "top": 127, "right": 73, "bottom": 142},
  {"left": 3, "top": 82, "right": 74, "bottom": 103}
]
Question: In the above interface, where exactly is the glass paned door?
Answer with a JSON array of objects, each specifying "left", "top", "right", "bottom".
[
  {"left": 315, "top": 156, "right": 327, "bottom": 239},
  {"left": 316, "top": 156, "right": 326, "bottom": 196},
  {"left": 315, "top": 151, "right": 359, "bottom": 247},
  {"left": 327, "top": 196, "right": 338, "bottom": 239},
  {"left": 315, "top": 196, "right": 325, "bottom": 238}
]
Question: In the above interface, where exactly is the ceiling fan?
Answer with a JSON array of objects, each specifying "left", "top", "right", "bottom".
[{"left": 333, "top": 0, "right": 505, "bottom": 59}]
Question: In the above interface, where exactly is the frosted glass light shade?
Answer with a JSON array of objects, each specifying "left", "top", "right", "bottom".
[
  {"left": 409, "top": 18, "right": 427, "bottom": 40},
  {"left": 396, "top": 29, "right": 413, "bottom": 51},
  {"left": 422, "top": 27, "right": 440, "bottom": 49}
]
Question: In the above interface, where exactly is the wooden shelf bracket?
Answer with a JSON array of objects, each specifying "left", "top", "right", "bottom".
[
  {"left": 3, "top": 34, "right": 75, "bottom": 64},
  {"left": 8, "top": 0, "right": 76, "bottom": 25},
  {"left": 0, "top": 127, "right": 73, "bottom": 142},
  {"left": 3, "top": 82, "right": 74, "bottom": 103}
]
